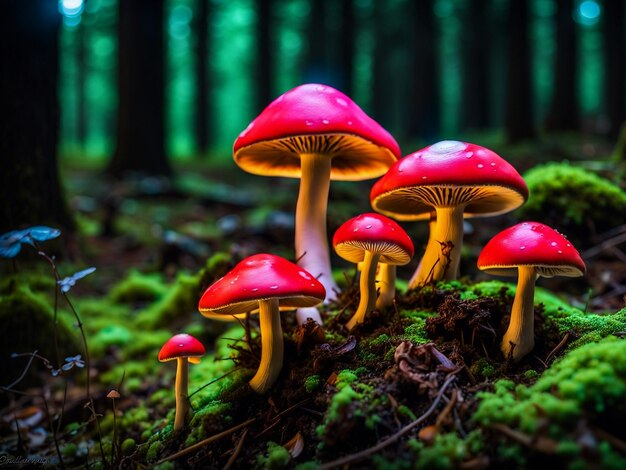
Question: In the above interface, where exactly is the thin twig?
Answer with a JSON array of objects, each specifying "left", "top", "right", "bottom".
[
  {"left": 223, "top": 427, "right": 249, "bottom": 470},
  {"left": 42, "top": 391, "right": 66, "bottom": 470},
  {"left": 545, "top": 332, "right": 570, "bottom": 364},
  {"left": 318, "top": 374, "right": 456, "bottom": 469},
  {"left": 154, "top": 418, "right": 256, "bottom": 465}
]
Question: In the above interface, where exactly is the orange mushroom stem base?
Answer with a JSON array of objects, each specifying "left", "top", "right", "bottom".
[
  {"left": 174, "top": 357, "right": 190, "bottom": 431},
  {"left": 249, "top": 298, "right": 284, "bottom": 394},
  {"left": 346, "top": 251, "right": 381, "bottom": 330},
  {"left": 502, "top": 266, "right": 538, "bottom": 361},
  {"left": 409, "top": 206, "right": 464, "bottom": 289},
  {"left": 375, "top": 263, "right": 396, "bottom": 309}
]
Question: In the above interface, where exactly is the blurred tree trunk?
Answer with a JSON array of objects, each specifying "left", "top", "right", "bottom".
[
  {"left": 109, "top": 0, "right": 170, "bottom": 177},
  {"left": 406, "top": 0, "right": 439, "bottom": 141},
  {"left": 340, "top": 0, "right": 355, "bottom": 96},
  {"left": 603, "top": 0, "right": 625, "bottom": 139},
  {"left": 257, "top": 0, "right": 273, "bottom": 111},
  {"left": 372, "top": 2, "right": 392, "bottom": 128},
  {"left": 304, "top": 0, "right": 329, "bottom": 84},
  {"left": 0, "top": 0, "right": 74, "bottom": 232},
  {"left": 544, "top": 0, "right": 579, "bottom": 132},
  {"left": 77, "top": 21, "right": 87, "bottom": 149},
  {"left": 461, "top": 0, "right": 490, "bottom": 131},
  {"left": 505, "top": 0, "right": 535, "bottom": 143},
  {"left": 195, "top": 0, "right": 211, "bottom": 154}
]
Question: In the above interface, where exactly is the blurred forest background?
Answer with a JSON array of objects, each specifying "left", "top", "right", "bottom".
[{"left": 2, "top": 0, "right": 625, "bottom": 231}]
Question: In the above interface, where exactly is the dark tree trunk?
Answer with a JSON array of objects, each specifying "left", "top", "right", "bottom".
[
  {"left": 0, "top": 0, "right": 74, "bottom": 232},
  {"left": 195, "top": 0, "right": 211, "bottom": 154},
  {"left": 406, "top": 0, "right": 440, "bottom": 141},
  {"left": 371, "top": 1, "right": 392, "bottom": 128},
  {"left": 461, "top": 0, "right": 490, "bottom": 131},
  {"left": 77, "top": 21, "right": 87, "bottom": 148},
  {"left": 304, "top": 0, "right": 329, "bottom": 84},
  {"left": 340, "top": 0, "right": 355, "bottom": 96},
  {"left": 603, "top": 0, "right": 625, "bottom": 139},
  {"left": 109, "top": 0, "right": 170, "bottom": 177},
  {"left": 257, "top": 0, "right": 273, "bottom": 111},
  {"left": 544, "top": 0, "right": 579, "bottom": 132},
  {"left": 505, "top": 0, "right": 535, "bottom": 143}
]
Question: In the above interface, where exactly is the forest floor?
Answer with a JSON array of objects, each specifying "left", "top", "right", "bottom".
[{"left": 1, "top": 134, "right": 626, "bottom": 469}]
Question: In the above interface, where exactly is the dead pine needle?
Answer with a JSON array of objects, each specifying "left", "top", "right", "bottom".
[{"left": 154, "top": 418, "right": 256, "bottom": 465}]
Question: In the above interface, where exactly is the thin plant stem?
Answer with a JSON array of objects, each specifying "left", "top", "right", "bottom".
[{"left": 42, "top": 391, "right": 66, "bottom": 470}]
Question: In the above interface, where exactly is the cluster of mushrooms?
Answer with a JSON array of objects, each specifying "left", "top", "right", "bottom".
[{"left": 158, "top": 83, "right": 586, "bottom": 429}]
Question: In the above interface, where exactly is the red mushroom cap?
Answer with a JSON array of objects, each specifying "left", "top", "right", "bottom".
[
  {"left": 370, "top": 140, "right": 529, "bottom": 221},
  {"left": 198, "top": 253, "right": 326, "bottom": 320},
  {"left": 158, "top": 334, "right": 206, "bottom": 362},
  {"left": 477, "top": 221, "right": 586, "bottom": 278},
  {"left": 233, "top": 83, "right": 401, "bottom": 181},
  {"left": 333, "top": 213, "right": 414, "bottom": 265}
]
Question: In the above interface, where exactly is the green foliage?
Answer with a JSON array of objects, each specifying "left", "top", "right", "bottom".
[
  {"left": 108, "top": 270, "right": 168, "bottom": 304},
  {"left": 474, "top": 337, "right": 626, "bottom": 467},
  {"left": 0, "top": 284, "right": 80, "bottom": 385},
  {"left": 520, "top": 163, "right": 626, "bottom": 243},
  {"left": 255, "top": 441, "right": 291, "bottom": 469},
  {"left": 121, "top": 438, "right": 136, "bottom": 456},
  {"left": 304, "top": 375, "right": 322, "bottom": 393},
  {"left": 408, "top": 431, "right": 484, "bottom": 469}
]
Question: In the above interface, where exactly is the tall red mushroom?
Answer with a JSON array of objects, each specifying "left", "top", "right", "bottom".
[
  {"left": 478, "top": 222, "right": 586, "bottom": 361},
  {"left": 371, "top": 140, "right": 528, "bottom": 288},
  {"left": 233, "top": 84, "right": 400, "bottom": 325},
  {"left": 158, "top": 334, "right": 206, "bottom": 430},
  {"left": 333, "top": 213, "right": 413, "bottom": 330},
  {"left": 198, "top": 254, "right": 325, "bottom": 393}
]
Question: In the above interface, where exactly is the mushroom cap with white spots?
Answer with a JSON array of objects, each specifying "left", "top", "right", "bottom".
[
  {"left": 477, "top": 221, "right": 586, "bottom": 278},
  {"left": 333, "top": 213, "right": 414, "bottom": 265},
  {"left": 370, "top": 141, "right": 529, "bottom": 221},
  {"left": 233, "top": 84, "right": 401, "bottom": 181},
  {"left": 198, "top": 253, "right": 326, "bottom": 321}
]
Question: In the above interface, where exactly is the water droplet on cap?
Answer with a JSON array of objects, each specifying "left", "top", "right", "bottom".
[
  {"left": 477, "top": 164, "right": 484, "bottom": 169},
  {"left": 322, "top": 119, "right": 330, "bottom": 125},
  {"left": 336, "top": 98, "right": 348, "bottom": 107},
  {"left": 551, "top": 242, "right": 557, "bottom": 247}
]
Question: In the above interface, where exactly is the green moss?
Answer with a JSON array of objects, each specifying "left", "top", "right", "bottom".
[
  {"left": 335, "top": 370, "right": 359, "bottom": 389},
  {"left": 146, "top": 440, "right": 163, "bottom": 461},
  {"left": 409, "top": 431, "right": 484, "bottom": 470},
  {"left": 0, "top": 284, "right": 80, "bottom": 385},
  {"left": 304, "top": 375, "right": 321, "bottom": 393},
  {"left": 324, "top": 385, "right": 362, "bottom": 425},
  {"left": 520, "top": 163, "right": 626, "bottom": 244},
  {"left": 109, "top": 270, "right": 168, "bottom": 304},
  {"left": 255, "top": 441, "right": 290, "bottom": 469},
  {"left": 474, "top": 337, "right": 626, "bottom": 467},
  {"left": 121, "top": 438, "right": 136, "bottom": 456}
]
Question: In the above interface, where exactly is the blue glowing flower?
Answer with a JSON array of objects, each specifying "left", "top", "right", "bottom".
[
  {"left": 0, "top": 226, "right": 61, "bottom": 258},
  {"left": 58, "top": 267, "right": 96, "bottom": 293}
]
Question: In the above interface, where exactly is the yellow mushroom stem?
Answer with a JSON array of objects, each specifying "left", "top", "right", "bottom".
[
  {"left": 249, "top": 298, "right": 283, "bottom": 394},
  {"left": 501, "top": 266, "right": 538, "bottom": 361},
  {"left": 409, "top": 205, "right": 465, "bottom": 289},
  {"left": 410, "top": 211, "right": 437, "bottom": 287},
  {"left": 295, "top": 153, "right": 338, "bottom": 325},
  {"left": 174, "top": 357, "right": 190, "bottom": 431},
  {"left": 375, "top": 263, "right": 396, "bottom": 309},
  {"left": 347, "top": 251, "right": 381, "bottom": 330}
]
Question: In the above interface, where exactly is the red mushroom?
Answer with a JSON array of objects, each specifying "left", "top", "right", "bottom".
[
  {"left": 333, "top": 213, "right": 413, "bottom": 330},
  {"left": 198, "top": 254, "right": 325, "bottom": 393},
  {"left": 477, "top": 222, "right": 586, "bottom": 361},
  {"left": 371, "top": 140, "right": 528, "bottom": 289},
  {"left": 233, "top": 84, "right": 400, "bottom": 325},
  {"left": 158, "top": 334, "right": 206, "bottom": 430}
]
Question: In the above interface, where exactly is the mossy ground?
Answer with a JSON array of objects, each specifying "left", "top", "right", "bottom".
[{"left": 1, "top": 150, "right": 626, "bottom": 468}]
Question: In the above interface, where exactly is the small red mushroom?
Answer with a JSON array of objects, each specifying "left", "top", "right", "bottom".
[
  {"left": 198, "top": 254, "right": 325, "bottom": 393},
  {"left": 371, "top": 140, "right": 528, "bottom": 288},
  {"left": 477, "top": 222, "right": 585, "bottom": 361},
  {"left": 158, "top": 334, "right": 206, "bottom": 430},
  {"left": 333, "top": 213, "right": 413, "bottom": 330},
  {"left": 233, "top": 84, "right": 400, "bottom": 325}
]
